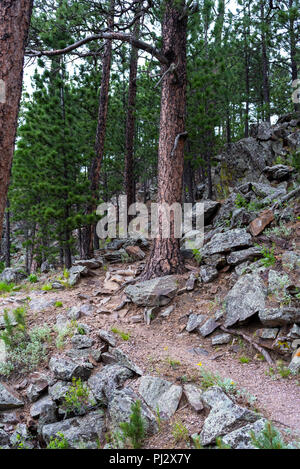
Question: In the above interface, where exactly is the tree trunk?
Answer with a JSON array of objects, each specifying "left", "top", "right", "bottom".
[
  {"left": 5, "top": 199, "right": 10, "bottom": 268},
  {"left": 289, "top": 0, "right": 299, "bottom": 111},
  {"left": 125, "top": 17, "right": 140, "bottom": 220},
  {"left": 141, "top": 0, "right": 187, "bottom": 280},
  {"left": 260, "top": 1, "right": 270, "bottom": 122},
  {"left": 83, "top": 0, "right": 115, "bottom": 258},
  {"left": 0, "top": 0, "right": 33, "bottom": 240}
]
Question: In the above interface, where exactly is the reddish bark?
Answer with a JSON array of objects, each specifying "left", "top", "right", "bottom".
[
  {"left": 141, "top": 0, "right": 187, "bottom": 280},
  {"left": 0, "top": 0, "right": 33, "bottom": 240}
]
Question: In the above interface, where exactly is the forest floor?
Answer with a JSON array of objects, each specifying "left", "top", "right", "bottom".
[{"left": 1, "top": 220, "right": 300, "bottom": 448}]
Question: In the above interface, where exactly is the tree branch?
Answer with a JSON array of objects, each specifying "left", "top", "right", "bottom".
[{"left": 26, "top": 32, "right": 168, "bottom": 65}]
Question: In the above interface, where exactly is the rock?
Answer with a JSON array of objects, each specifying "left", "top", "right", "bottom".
[
  {"left": 289, "top": 348, "right": 300, "bottom": 374},
  {"left": 108, "top": 387, "right": 158, "bottom": 436},
  {"left": 186, "top": 314, "right": 207, "bottom": 332},
  {"left": 199, "top": 265, "right": 218, "bottom": 283},
  {"left": 226, "top": 246, "right": 262, "bottom": 266},
  {"left": 200, "top": 394, "right": 259, "bottom": 446},
  {"left": 48, "top": 381, "right": 72, "bottom": 403},
  {"left": 282, "top": 251, "right": 300, "bottom": 272},
  {"left": 30, "top": 395, "right": 57, "bottom": 424},
  {"left": 202, "top": 229, "right": 252, "bottom": 256},
  {"left": 257, "top": 328, "right": 279, "bottom": 340},
  {"left": 201, "top": 386, "right": 232, "bottom": 410},
  {"left": 249, "top": 210, "right": 274, "bottom": 236},
  {"left": 51, "top": 282, "right": 64, "bottom": 290},
  {"left": 183, "top": 384, "right": 203, "bottom": 412},
  {"left": 107, "top": 347, "right": 143, "bottom": 375},
  {"left": 138, "top": 375, "right": 182, "bottom": 419},
  {"left": 42, "top": 410, "right": 106, "bottom": 449},
  {"left": 0, "top": 268, "right": 27, "bottom": 284},
  {"left": 125, "top": 275, "right": 178, "bottom": 307},
  {"left": 26, "top": 375, "right": 50, "bottom": 402},
  {"left": 68, "top": 265, "right": 89, "bottom": 286},
  {"left": 71, "top": 335, "right": 95, "bottom": 349},
  {"left": 222, "top": 418, "right": 267, "bottom": 449},
  {"left": 259, "top": 307, "right": 300, "bottom": 327},
  {"left": 224, "top": 273, "right": 266, "bottom": 327},
  {"left": 160, "top": 305, "right": 175, "bottom": 318},
  {"left": 98, "top": 330, "right": 116, "bottom": 347},
  {"left": 0, "top": 383, "right": 24, "bottom": 410},
  {"left": 0, "top": 429, "right": 10, "bottom": 446},
  {"left": 48, "top": 357, "right": 92, "bottom": 381},
  {"left": 181, "top": 229, "right": 204, "bottom": 250},
  {"left": 250, "top": 182, "right": 285, "bottom": 200},
  {"left": 203, "top": 200, "right": 221, "bottom": 224},
  {"left": 250, "top": 121, "right": 272, "bottom": 141},
  {"left": 198, "top": 318, "right": 220, "bottom": 337},
  {"left": 125, "top": 245, "right": 145, "bottom": 260},
  {"left": 88, "top": 365, "right": 134, "bottom": 403},
  {"left": 263, "top": 165, "right": 293, "bottom": 182},
  {"left": 10, "top": 423, "right": 34, "bottom": 449},
  {"left": 103, "top": 249, "right": 127, "bottom": 263},
  {"left": 40, "top": 261, "right": 50, "bottom": 273},
  {"left": 0, "top": 339, "right": 6, "bottom": 365},
  {"left": 186, "top": 272, "right": 198, "bottom": 291},
  {"left": 268, "top": 270, "right": 291, "bottom": 298},
  {"left": 67, "top": 305, "right": 82, "bottom": 320},
  {"left": 73, "top": 259, "right": 102, "bottom": 269},
  {"left": 29, "top": 297, "right": 56, "bottom": 312},
  {"left": 203, "top": 253, "right": 227, "bottom": 269},
  {"left": 287, "top": 324, "right": 300, "bottom": 339},
  {"left": 212, "top": 333, "right": 231, "bottom": 346}
]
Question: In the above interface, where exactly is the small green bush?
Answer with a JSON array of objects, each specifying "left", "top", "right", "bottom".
[
  {"left": 119, "top": 400, "right": 146, "bottom": 449},
  {"left": 250, "top": 421, "right": 290, "bottom": 449},
  {"left": 47, "top": 432, "right": 69, "bottom": 449}
]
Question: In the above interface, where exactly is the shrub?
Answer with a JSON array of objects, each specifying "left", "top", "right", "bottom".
[
  {"left": 250, "top": 421, "right": 290, "bottom": 449},
  {"left": 47, "top": 432, "right": 69, "bottom": 449},
  {"left": 28, "top": 274, "right": 38, "bottom": 283},
  {"left": 61, "top": 377, "right": 95, "bottom": 416},
  {"left": 111, "top": 327, "right": 130, "bottom": 341},
  {"left": 119, "top": 400, "right": 146, "bottom": 449}
]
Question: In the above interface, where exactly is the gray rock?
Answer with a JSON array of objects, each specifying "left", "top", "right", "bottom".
[
  {"left": 0, "top": 268, "right": 27, "bottom": 284},
  {"left": 51, "top": 282, "right": 64, "bottom": 290},
  {"left": 29, "top": 297, "right": 56, "bottom": 312},
  {"left": 26, "top": 375, "right": 49, "bottom": 402},
  {"left": 0, "top": 383, "right": 24, "bottom": 410},
  {"left": 203, "top": 253, "right": 227, "bottom": 269},
  {"left": 222, "top": 418, "right": 267, "bottom": 449},
  {"left": 73, "top": 259, "right": 102, "bottom": 269},
  {"left": 68, "top": 265, "right": 89, "bottom": 286},
  {"left": 224, "top": 273, "right": 266, "bottom": 327},
  {"left": 48, "top": 356, "right": 92, "bottom": 381},
  {"left": 287, "top": 324, "right": 300, "bottom": 339},
  {"left": 199, "top": 265, "right": 218, "bottom": 283},
  {"left": 40, "top": 261, "right": 50, "bottom": 273},
  {"left": 42, "top": 410, "right": 106, "bottom": 449},
  {"left": 257, "top": 328, "right": 279, "bottom": 340},
  {"left": 202, "top": 229, "right": 252, "bottom": 256},
  {"left": 67, "top": 305, "right": 82, "bottom": 320},
  {"left": 0, "top": 339, "right": 6, "bottom": 364},
  {"left": 103, "top": 249, "right": 127, "bottom": 263},
  {"left": 48, "top": 381, "right": 72, "bottom": 403},
  {"left": 125, "top": 275, "right": 178, "bottom": 307},
  {"left": 282, "top": 251, "right": 300, "bottom": 272},
  {"left": 289, "top": 349, "right": 300, "bottom": 374},
  {"left": 108, "top": 387, "right": 158, "bottom": 436},
  {"left": 259, "top": 307, "right": 300, "bottom": 327},
  {"left": 138, "top": 375, "right": 182, "bottom": 419},
  {"left": 71, "top": 334, "right": 95, "bottom": 349},
  {"left": 203, "top": 200, "right": 221, "bottom": 224},
  {"left": 0, "top": 429, "right": 10, "bottom": 446},
  {"left": 30, "top": 395, "right": 57, "bottom": 423},
  {"left": 10, "top": 423, "right": 34, "bottom": 449},
  {"left": 226, "top": 247, "right": 262, "bottom": 266},
  {"left": 263, "top": 165, "right": 293, "bottom": 182},
  {"left": 186, "top": 314, "right": 207, "bottom": 332},
  {"left": 183, "top": 384, "right": 203, "bottom": 412},
  {"left": 201, "top": 386, "right": 232, "bottom": 410},
  {"left": 186, "top": 272, "right": 198, "bottom": 291},
  {"left": 268, "top": 270, "right": 290, "bottom": 294},
  {"left": 88, "top": 365, "right": 134, "bottom": 403},
  {"left": 160, "top": 305, "right": 175, "bottom": 318},
  {"left": 198, "top": 318, "right": 220, "bottom": 337},
  {"left": 98, "top": 329, "right": 116, "bottom": 347},
  {"left": 200, "top": 398, "right": 259, "bottom": 446},
  {"left": 212, "top": 333, "right": 231, "bottom": 346},
  {"left": 107, "top": 347, "right": 143, "bottom": 375}
]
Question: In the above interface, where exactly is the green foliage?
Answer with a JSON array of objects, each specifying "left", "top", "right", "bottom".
[
  {"left": 28, "top": 274, "right": 38, "bottom": 284},
  {"left": 250, "top": 421, "right": 289, "bottom": 449},
  {"left": 42, "top": 283, "right": 53, "bottom": 291},
  {"left": 119, "top": 400, "right": 146, "bottom": 449},
  {"left": 55, "top": 301, "right": 63, "bottom": 308},
  {"left": 111, "top": 327, "right": 130, "bottom": 341},
  {"left": 0, "top": 307, "right": 27, "bottom": 347},
  {"left": 61, "top": 377, "right": 95, "bottom": 416},
  {"left": 47, "top": 432, "right": 69, "bottom": 449},
  {"left": 192, "top": 249, "right": 202, "bottom": 265},
  {"left": 172, "top": 420, "right": 189, "bottom": 443},
  {"left": 258, "top": 244, "right": 276, "bottom": 267},
  {"left": 0, "top": 262, "right": 5, "bottom": 274},
  {"left": 0, "top": 282, "right": 16, "bottom": 294},
  {"left": 199, "top": 367, "right": 237, "bottom": 394},
  {"left": 239, "top": 356, "right": 251, "bottom": 364}
]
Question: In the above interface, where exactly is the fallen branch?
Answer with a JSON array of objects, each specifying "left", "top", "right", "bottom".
[{"left": 220, "top": 326, "right": 275, "bottom": 367}]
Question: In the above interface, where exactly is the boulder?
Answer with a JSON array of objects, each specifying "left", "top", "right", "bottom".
[
  {"left": 202, "top": 229, "right": 252, "bottom": 256},
  {"left": 259, "top": 307, "right": 300, "bottom": 327},
  {"left": 199, "top": 266, "right": 218, "bottom": 283},
  {"left": 183, "top": 384, "right": 204, "bottom": 412},
  {"left": 48, "top": 356, "right": 92, "bottom": 381},
  {"left": 222, "top": 419, "right": 267, "bottom": 449},
  {"left": 288, "top": 348, "right": 300, "bottom": 374},
  {"left": 0, "top": 383, "right": 24, "bottom": 410},
  {"left": 249, "top": 210, "right": 275, "bottom": 236},
  {"left": 0, "top": 268, "right": 27, "bottom": 284},
  {"left": 198, "top": 318, "right": 220, "bottom": 337},
  {"left": 125, "top": 276, "right": 178, "bottom": 307},
  {"left": 263, "top": 165, "right": 294, "bottom": 182},
  {"left": 42, "top": 410, "right": 106, "bottom": 449},
  {"left": 108, "top": 387, "right": 158, "bottom": 435},
  {"left": 125, "top": 245, "right": 145, "bottom": 260},
  {"left": 88, "top": 365, "right": 134, "bottom": 403},
  {"left": 138, "top": 375, "right": 182, "bottom": 420},
  {"left": 226, "top": 246, "right": 262, "bottom": 266},
  {"left": 186, "top": 314, "right": 208, "bottom": 332},
  {"left": 212, "top": 333, "right": 231, "bottom": 346},
  {"left": 224, "top": 273, "right": 266, "bottom": 327}
]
